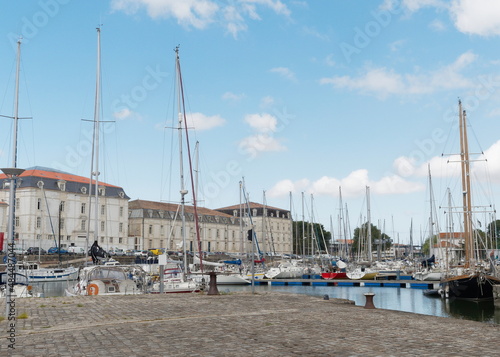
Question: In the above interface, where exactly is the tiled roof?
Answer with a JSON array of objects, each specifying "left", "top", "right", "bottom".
[
  {"left": 129, "top": 199, "right": 233, "bottom": 217},
  {"left": 0, "top": 168, "right": 120, "bottom": 188},
  {"left": 216, "top": 201, "right": 287, "bottom": 212}
]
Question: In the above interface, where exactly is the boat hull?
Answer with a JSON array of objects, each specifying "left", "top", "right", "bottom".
[
  {"left": 440, "top": 273, "right": 500, "bottom": 300},
  {"left": 321, "top": 272, "right": 347, "bottom": 279}
]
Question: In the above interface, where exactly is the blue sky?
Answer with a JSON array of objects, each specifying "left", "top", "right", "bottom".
[{"left": 1, "top": 0, "right": 500, "bottom": 246}]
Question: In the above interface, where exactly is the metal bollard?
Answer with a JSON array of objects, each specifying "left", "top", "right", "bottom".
[
  {"left": 363, "top": 293, "right": 375, "bottom": 309},
  {"left": 207, "top": 272, "right": 219, "bottom": 295}
]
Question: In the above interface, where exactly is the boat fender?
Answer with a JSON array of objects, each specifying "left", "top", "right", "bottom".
[{"left": 88, "top": 283, "right": 99, "bottom": 296}]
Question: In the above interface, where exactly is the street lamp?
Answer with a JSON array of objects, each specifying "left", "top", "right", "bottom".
[{"left": 1, "top": 167, "right": 25, "bottom": 321}]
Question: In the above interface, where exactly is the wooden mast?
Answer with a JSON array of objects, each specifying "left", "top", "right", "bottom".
[{"left": 458, "top": 100, "right": 474, "bottom": 268}]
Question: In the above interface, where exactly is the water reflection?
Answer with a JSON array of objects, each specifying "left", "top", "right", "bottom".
[
  {"left": 225, "top": 284, "right": 500, "bottom": 325},
  {"left": 444, "top": 299, "right": 499, "bottom": 324}
]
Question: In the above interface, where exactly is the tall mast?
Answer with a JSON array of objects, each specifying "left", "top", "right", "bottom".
[
  {"left": 428, "top": 164, "right": 434, "bottom": 257},
  {"left": 366, "top": 186, "right": 372, "bottom": 262},
  {"left": 175, "top": 46, "right": 188, "bottom": 274},
  {"left": 458, "top": 100, "right": 474, "bottom": 267},
  {"left": 92, "top": 27, "right": 102, "bottom": 246},
  {"left": 11, "top": 39, "right": 21, "bottom": 168}
]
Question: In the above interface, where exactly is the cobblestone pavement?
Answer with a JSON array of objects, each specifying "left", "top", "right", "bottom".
[{"left": 0, "top": 292, "right": 499, "bottom": 356}]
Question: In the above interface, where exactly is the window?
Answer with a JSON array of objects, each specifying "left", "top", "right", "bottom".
[
  {"left": 36, "top": 216, "right": 42, "bottom": 228},
  {"left": 15, "top": 216, "right": 19, "bottom": 227},
  {"left": 57, "top": 180, "right": 66, "bottom": 191},
  {"left": 160, "top": 225, "right": 164, "bottom": 235},
  {"left": 15, "top": 198, "right": 20, "bottom": 209},
  {"left": 81, "top": 203, "right": 86, "bottom": 214},
  {"left": 60, "top": 218, "right": 65, "bottom": 229},
  {"left": 60, "top": 201, "right": 65, "bottom": 212},
  {"left": 81, "top": 219, "right": 86, "bottom": 231},
  {"left": 149, "top": 225, "right": 153, "bottom": 234},
  {"left": 100, "top": 237, "right": 104, "bottom": 243},
  {"left": 119, "top": 207, "right": 124, "bottom": 217},
  {"left": 119, "top": 237, "right": 123, "bottom": 244},
  {"left": 101, "top": 205, "right": 105, "bottom": 215},
  {"left": 101, "top": 221, "right": 105, "bottom": 232},
  {"left": 119, "top": 223, "right": 123, "bottom": 233},
  {"left": 98, "top": 186, "right": 105, "bottom": 196},
  {"left": 109, "top": 237, "right": 113, "bottom": 243},
  {"left": 36, "top": 234, "right": 41, "bottom": 240},
  {"left": 37, "top": 198, "right": 42, "bottom": 210}
]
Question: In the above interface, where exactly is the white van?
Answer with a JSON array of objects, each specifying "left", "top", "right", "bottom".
[{"left": 68, "top": 246, "right": 85, "bottom": 255}]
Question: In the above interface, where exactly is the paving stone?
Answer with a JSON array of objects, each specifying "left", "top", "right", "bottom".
[{"left": 0, "top": 292, "right": 498, "bottom": 356}]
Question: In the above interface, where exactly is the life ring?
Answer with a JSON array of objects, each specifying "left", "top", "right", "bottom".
[{"left": 87, "top": 283, "right": 99, "bottom": 296}]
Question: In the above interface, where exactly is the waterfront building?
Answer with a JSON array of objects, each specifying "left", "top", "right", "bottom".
[
  {"left": 215, "top": 202, "right": 293, "bottom": 255},
  {"left": 128, "top": 199, "right": 245, "bottom": 253},
  {"left": 0, "top": 167, "right": 130, "bottom": 252},
  {"left": 128, "top": 200, "right": 293, "bottom": 255}
]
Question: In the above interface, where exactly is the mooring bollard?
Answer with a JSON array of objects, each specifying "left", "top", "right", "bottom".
[
  {"left": 363, "top": 293, "right": 375, "bottom": 309},
  {"left": 207, "top": 272, "right": 219, "bottom": 295}
]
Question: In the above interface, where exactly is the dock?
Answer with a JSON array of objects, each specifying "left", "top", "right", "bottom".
[
  {"left": 1, "top": 291, "right": 498, "bottom": 356},
  {"left": 254, "top": 278, "right": 440, "bottom": 290}
]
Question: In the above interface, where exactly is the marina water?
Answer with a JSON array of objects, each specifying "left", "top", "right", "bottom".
[{"left": 32, "top": 280, "right": 500, "bottom": 325}]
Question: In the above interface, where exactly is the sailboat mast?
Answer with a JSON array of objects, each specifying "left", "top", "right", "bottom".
[
  {"left": 92, "top": 27, "right": 102, "bottom": 245},
  {"left": 11, "top": 39, "right": 21, "bottom": 168},
  {"left": 428, "top": 164, "right": 434, "bottom": 257},
  {"left": 366, "top": 186, "right": 372, "bottom": 262},
  {"left": 175, "top": 47, "right": 189, "bottom": 274},
  {"left": 458, "top": 100, "right": 474, "bottom": 267}
]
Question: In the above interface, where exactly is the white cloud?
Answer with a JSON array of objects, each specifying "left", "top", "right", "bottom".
[
  {"left": 113, "top": 108, "right": 142, "bottom": 120},
  {"left": 429, "top": 19, "right": 446, "bottom": 32},
  {"left": 111, "top": 0, "right": 219, "bottom": 29},
  {"left": 474, "top": 139, "right": 500, "bottom": 183},
  {"left": 111, "top": 0, "right": 291, "bottom": 38},
  {"left": 244, "top": 113, "right": 278, "bottom": 133},
  {"left": 187, "top": 112, "right": 225, "bottom": 131},
  {"left": 268, "top": 169, "right": 423, "bottom": 199},
  {"left": 268, "top": 178, "right": 310, "bottom": 197},
  {"left": 320, "top": 52, "right": 476, "bottom": 98},
  {"left": 270, "top": 67, "right": 296, "bottom": 81},
  {"left": 450, "top": 0, "right": 500, "bottom": 36},
  {"left": 260, "top": 96, "right": 275, "bottom": 106},
  {"left": 222, "top": 91, "right": 245, "bottom": 101},
  {"left": 238, "top": 134, "right": 286, "bottom": 157}
]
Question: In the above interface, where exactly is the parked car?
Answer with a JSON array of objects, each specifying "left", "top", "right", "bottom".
[
  {"left": 48, "top": 247, "right": 68, "bottom": 254},
  {"left": 67, "top": 246, "right": 85, "bottom": 255},
  {"left": 26, "top": 247, "right": 47, "bottom": 255}
]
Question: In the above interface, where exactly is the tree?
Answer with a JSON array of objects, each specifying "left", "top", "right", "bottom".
[
  {"left": 421, "top": 234, "right": 439, "bottom": 256},
  {"left": 352, "top": 222, "right": 392, "bottom": 259},
  {"left": 486, "top": 219, "right": 500, "bottom": 249},
  {"left": 292, "top": 221, "right": 331, "bottom": 255}
]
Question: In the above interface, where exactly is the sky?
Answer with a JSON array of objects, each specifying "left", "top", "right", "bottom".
[{"left": 1, "top": 0, "right": 500, "bottom": 246}]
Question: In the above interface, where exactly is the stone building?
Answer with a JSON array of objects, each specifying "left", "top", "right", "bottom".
[
  {"left": 128, "top": 200, "right": 293, "bottom": 255},
  {"left": 0, "top": 167, "right": 130, "bottom": 252},
  {"left": 215, "top": 202, "right": 293, "bottom": 255},
  {"left": 128, "top": 199, "right": 246, "bottom": 253}
]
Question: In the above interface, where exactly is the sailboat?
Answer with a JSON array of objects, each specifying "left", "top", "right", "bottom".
[
  {"left": 149, "top": 46, "right": 203, "bottom": 293},
  {"left": 439, "top": 100, "right": 500, "bottom": 300}
]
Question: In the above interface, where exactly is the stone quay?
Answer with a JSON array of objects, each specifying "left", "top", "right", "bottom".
[{"left": 1, "top": 292, "right": 499, "bottom": 356}]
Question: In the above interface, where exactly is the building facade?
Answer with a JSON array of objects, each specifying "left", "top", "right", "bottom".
[
  {"left": 215, "top": 202, "right": 293, "bottom": 255},
  {"left": 128, "top": 200, "right": 293, "bottom": 255},
  {"left": 0, "top": 167, "right": 130, "bottom": 252}
]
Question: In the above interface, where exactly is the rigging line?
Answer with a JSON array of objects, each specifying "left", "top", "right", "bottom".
[
  {"left": 41, "top": 185, "right": 58, "bottom": 247},
  {"left": 177, "top": 49, "right": 203, "bottom": 272}
]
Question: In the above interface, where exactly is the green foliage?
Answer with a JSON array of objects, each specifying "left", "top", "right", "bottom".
[
  {"left": 292, "top": 221, "right": 331, "bottom": 255},
  {"left": 352, "top": 222, "right": 392, "bottom": 256}
]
